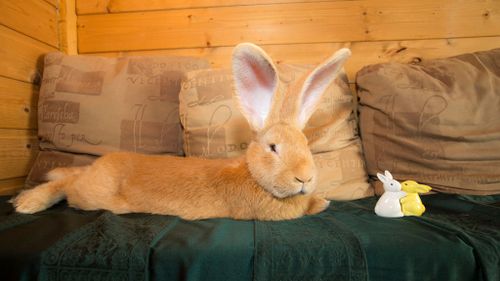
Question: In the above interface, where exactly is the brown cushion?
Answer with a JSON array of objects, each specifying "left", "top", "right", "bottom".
[
  {"left": 357, "top": 48, "right": 500, "bottom": 195},
  {"left": 27, "top": 52, "right": 210, "bottom": 186},
  {"left": 38, "top": 52, "right": 209, "bottom": 156},
  {"left": 179, "top": 64, "right": 372, "bottom": 200}
]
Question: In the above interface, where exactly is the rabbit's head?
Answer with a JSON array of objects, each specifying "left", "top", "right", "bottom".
[
  {"left": 376, "top": 170, "right": 402, "bottom": 192},
  {"left": 232, "top": 43, "right": 351, "bottom": 198}
]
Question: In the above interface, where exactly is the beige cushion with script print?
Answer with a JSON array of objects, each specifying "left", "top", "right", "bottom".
[
  {"left": 314, "top": 144, "right": 373, "bottom": 200},
  {"left": 179, "top": 65, "right": 373, "bottom": 200},
  {"left": 28, "top": 52, "right": 210, "bottom": 186},
  {"left": 38, "top": 52, "right": 209, "bottom": 156}
]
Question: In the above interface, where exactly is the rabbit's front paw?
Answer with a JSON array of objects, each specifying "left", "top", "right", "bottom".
[{"left": 305, "top": 196, "right": 330, "bottom": 215}]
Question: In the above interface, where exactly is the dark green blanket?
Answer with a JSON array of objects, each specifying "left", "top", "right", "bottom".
[{"left": 0, "top": 194, "right": 498, "bottom": 281}]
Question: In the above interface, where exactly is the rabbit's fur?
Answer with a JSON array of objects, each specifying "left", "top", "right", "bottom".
[{"left": 12, "top": 43, "right": 351, "bottom": 220}]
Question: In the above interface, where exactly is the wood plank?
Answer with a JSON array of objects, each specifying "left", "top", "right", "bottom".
[
  {"left": 77, "top": 0, "right": 108, "bottom": 14},
  {"left": 94, "top": 36, "right": 500, "bottom": 82},
  {"left": 77, "top": 1, "right": 366, "bottom": 52},
  {"left": 0, "top": 25, "right": 57, "bottom": 84},
  {"left": 0, "top": 76, "right": 38, "bottom": 130},
  {"left": 363, "top": 0, "right": 500, "bottom": 41},
  {"left": 76, "top": 0, "right": 348, "bottom": 14},
  {"left": 59, "top": 0, "right": 78, "bottom": 54},
  {"left": 0, "top": 129, "right": 39, "bottom": 180},
  {"left": 44, "top": 0, "right": 59, "bottom": 8},
  {"left": 0, "top": 177, "right": 26, "bottom": 195},
  {"left": 0, "top": 0, "right": 58, "bottom": 47},
  {"left": 77, "top": 0, "right": 500, "bottom": 53}
]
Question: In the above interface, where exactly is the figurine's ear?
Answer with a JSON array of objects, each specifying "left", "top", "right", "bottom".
[
  {"left": 416, "top": 184, "right": 432, "bottom": 193},
  {"left": 384, "top": 170, "right": 393, "bottom": 180},
  {"left": 377, "top": 173, "right": 387, "bottom": 183}
]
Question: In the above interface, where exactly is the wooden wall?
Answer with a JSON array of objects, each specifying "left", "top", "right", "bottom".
[
  {"left": 0, "top": 0, "right": 60, "bottom": 195},
  {"left": 76, "top": 0, "right": 500, "bottom": 80},
  {"left": 0, "top": 0, "right": 498, "bottom": 194}
]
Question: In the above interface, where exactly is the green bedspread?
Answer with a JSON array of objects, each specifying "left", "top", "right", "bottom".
[{"left": 0, "top": 194, "right": 498, "bottom": 281}]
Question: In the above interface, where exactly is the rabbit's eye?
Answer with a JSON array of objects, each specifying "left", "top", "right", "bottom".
[{"left": 269, "top": 143, "right": 277, "bottom": 153}]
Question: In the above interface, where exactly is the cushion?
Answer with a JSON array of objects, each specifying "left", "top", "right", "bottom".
[
  {"left": 179, "top": 65, "right": 372, "bottom": 200},
  {"left": 27, "top": 52, "right": 210, "bottom": 186},
  {"left": 357, "top": 48, "right": 500, "bottom": 195},
  {"left": 26, "top": 151, "right": 96, "bottom": 188}
]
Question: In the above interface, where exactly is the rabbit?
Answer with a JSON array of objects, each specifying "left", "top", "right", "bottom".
[
  {"left": 12, "top": 43, "right": 352, "bottom": 221},
  {"left": 374, "top": 170, "right": 407, "bottom": 218}
]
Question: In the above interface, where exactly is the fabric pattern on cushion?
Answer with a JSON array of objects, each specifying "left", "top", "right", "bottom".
[
  {"left": 179, "top": 64, "right": 372, "bottom": 200},
  {"left": 25, "top": 151, "right": 97, "bottom": 188},
  {"left": 27, "top": 52, "right": 210, "bottom": 187},
  {"left": 357, "top": 48, "right": 500, "bottom": 195},
  {"left": 38, "top": 52, "right": 210, "bottom": 156}
]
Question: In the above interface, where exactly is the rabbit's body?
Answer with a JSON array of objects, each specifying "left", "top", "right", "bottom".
[
  {"left": 15, "top": 152, "right": 325, "bottom": 220},
  {"left": 13, "top": 43, "right": 351, "bottom": 220},
  {"left": 374, "top": 190, "right": 406, "bottom": 218},
  {"left": 400, "top": 193, "right": 425, "bottom": 216}
]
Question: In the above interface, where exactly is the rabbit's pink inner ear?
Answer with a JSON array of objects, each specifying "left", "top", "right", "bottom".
[
  {"left": 232, "top": 44, "right": 278, "bottom": 130},
  {"left": 297, "top": 48, "right": 351, "bottom": 128}
]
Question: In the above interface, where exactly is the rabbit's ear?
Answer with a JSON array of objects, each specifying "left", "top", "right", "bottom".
[
  {"left": 232, "top": 43, "right": 279, "bottom": 131},
  {"left": 384, "top": 170, "right": 393, "bottom": 180},
  {"left": 296, "top": 48, "right": 351, "bottom": 128},
  {"left": 377, "top": 173, "right": 387, "bottom": 183}
]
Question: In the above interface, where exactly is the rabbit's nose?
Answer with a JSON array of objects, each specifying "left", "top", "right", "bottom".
[
  {"left": 293, "top": 160, "right": 315, "bottom": 185},
  {"left": 295, "top": 176, "right": 313, "bottom": 184}
]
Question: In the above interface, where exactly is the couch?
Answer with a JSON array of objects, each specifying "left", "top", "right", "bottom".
[{"left": 0, "top": 48, "right": 499, "bottom": 281}]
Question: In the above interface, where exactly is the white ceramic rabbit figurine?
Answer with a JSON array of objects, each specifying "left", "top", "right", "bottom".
[{"left": 374, "top": 170, "right": 407, "bottom": 218}]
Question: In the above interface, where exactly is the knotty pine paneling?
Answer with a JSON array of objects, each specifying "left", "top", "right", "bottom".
[
  {"left": 0, "top": 1, "right": 59, "bottom": 193},
  {"left": 77, "top": 0, "right": 499, "bottom": 53},
  {"left": 0, "top": 129, "right": 39, "bottom": 181},
  {"left": 77, "top": 0, "right": 339, "bottom": 14},
  {"left": 93, "top": 36, "right": 500, "bottom": 82},
  {"left": 0, "top": 76, "right": 38, "bottom": 130},
  {"left": 0, "top": 177, "right": 27, "bottom": 195},
  {"left": 0, "top": 25, "right": 57, "bottom": 84},
  {"left": 0, "top": 0, "right": 59, "bottom": 47}
]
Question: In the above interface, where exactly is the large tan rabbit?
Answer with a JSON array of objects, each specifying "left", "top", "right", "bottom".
[{"left": 12, "top": 43, "right": 351, "bottom": 220}]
